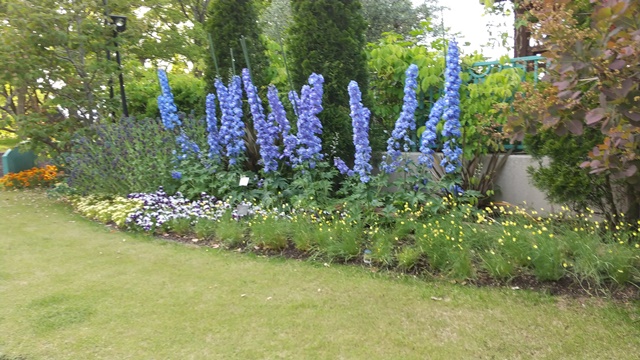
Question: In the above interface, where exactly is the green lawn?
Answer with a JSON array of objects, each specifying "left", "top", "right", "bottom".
[{"left": 1, "top": 191, "right": 639, "bottom": 359}]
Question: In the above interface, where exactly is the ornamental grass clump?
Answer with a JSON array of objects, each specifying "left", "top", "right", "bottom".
[
  {"left": 250, "top": 214, "right": 290, "bottom": 250},
  {"left": 0, "top": 165, "right": 59, "bottom": 190}
]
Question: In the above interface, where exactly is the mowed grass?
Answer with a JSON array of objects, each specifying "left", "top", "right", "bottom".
[{"left": 1, "top": 191, "right": 639, "bottom": 359}]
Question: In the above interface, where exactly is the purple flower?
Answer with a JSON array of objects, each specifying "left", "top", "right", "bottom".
[
  {"left": 348, "top": 81, "right": 373, "bottom": 183},
  {"left": 288, "top": 90, "right": 301, "bottom": 118},
  {"left": 215, "top": 76, "right": 246, "bottom": 166},
  {"left": 175, "top": 131, "right": 200, "bottom": 160},
  {"left": 205, "top": 93, "right": 221, "bottom": 159},
  {"left": 440, "top": 39, "right": 463, "bottom": 173},
  {"left": 334, "top": 157, "right": 354, "bottom": 176},
  {"left": 419, "top": 97, "right": 445, "bottom": 168},
  {"left": 126, "top": 188, "right": 229, "bottom": 231},
  {"left": 294, "top": 73, "right": 324, "bottom": 167},
  {"left": 267, "top": 86, "right": 297, "bottom": 163},
  {"left": 242, "top": 69, "right": 280, "bottom": 173},
  {"left": 449, "top": 184, "right": 464, "bottom": 196},
  {"left": 171, "top": 171, "right": 182, "bottom": 180},
  {"left": 382, "top": 64, "right": 419, "bottom": 174},
  {"left": 267, "top": 86, "right": 290, "bottom": 140}
]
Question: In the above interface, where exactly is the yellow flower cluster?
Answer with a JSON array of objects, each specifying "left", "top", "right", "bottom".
[
  {"left": 69, "top": 195, "right": 142, "bottom": 227},
  {"left": 0, "top": 165, "right": 59, "bottom": 189}
]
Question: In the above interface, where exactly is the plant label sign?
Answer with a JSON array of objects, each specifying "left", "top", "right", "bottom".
[
  {"left": 236, "top": 204, "right": 250, "bottom": 216},
  {"left": 239, "top": 176, "right": 249, "bottom": 187}
]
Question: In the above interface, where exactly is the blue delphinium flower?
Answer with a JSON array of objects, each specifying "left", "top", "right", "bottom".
[
  {"left": 288, "top": 90, "right": 301, "bottom": 118},
  {"left": 334, "top": 157, "right": 354, "bottom": 177},
  {"left": 267, "top": 86, "right": 289, "bottom": 139},
  {"left": 215, "top": 76, "right": 246, "bottom": 166},
  {"left": 175, "top": 131, "right": 200, "bottom": 160},
  {"left": 348, "top": 81, "right": 373, "bottom": 183},
  {"left": 449, "top": 184, "right": 464, "bottom": 196},
  {"left": 242, "top": 69, "right": 279, "bottom": 173},
  {"left": 419, "top": 97, "right": 445, "bottom": 168},
  {"left": 157, "top": 95, "right": 181, "bottom": 131},
  {"left": 205, "top": 93, "right": 221, "bottom": 159},
  {"left": 156, "top": 69, "right": 181, "bottom": 130},
  {"left": 295, "top": 73, "right": 324, "bottom": 168},
  {"left": 440, "top": 39, "right": 463, "bottom": 173},
  {"left": 382, "top": 64, "right": 419, "bottom": 174},
  {"left": 267, "top": 86, "right": 297, "bottom": 162},
  {"left": 171, "top": 171, "right": 182, "bottom": 180},
  {"left": 157, "top": 69, "right": 173, "bottom": 101}
]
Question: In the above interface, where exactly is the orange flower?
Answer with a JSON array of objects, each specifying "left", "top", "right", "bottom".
[{"left": 0, "top": 165, "right": 60, "bottom": 190}]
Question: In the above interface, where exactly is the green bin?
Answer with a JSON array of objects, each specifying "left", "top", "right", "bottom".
[{"left": 2, "top": 147, "right": 37, "bottom": 175}]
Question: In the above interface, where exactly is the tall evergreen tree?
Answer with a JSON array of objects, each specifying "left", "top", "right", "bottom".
[
  {"left": 287, "top": 0, "right": 368, "bottom": 162},
  {"left": 205, "top": 0, "right": 266, "bottom": 87}
]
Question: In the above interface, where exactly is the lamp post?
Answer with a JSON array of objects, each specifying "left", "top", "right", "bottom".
[{"left": 108, "top": 14, "right": 129, "bottom": 118}]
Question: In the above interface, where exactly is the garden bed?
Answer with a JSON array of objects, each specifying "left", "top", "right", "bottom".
[{"left": 134, "top": 224, "right": 640, "bottom": 302}]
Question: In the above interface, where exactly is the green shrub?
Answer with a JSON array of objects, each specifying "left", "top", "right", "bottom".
[
  {"left": 127, "top": 69, "right": 207, "bottom": 119},
  {"left": 205, "top": 0, "right": 267, "bottom": 88},
  {"left": 288, "top": 0, "right": 369, "bottom": 161},
  {"left": 526, "top": 127, "right": 618, "bottom": 219}
]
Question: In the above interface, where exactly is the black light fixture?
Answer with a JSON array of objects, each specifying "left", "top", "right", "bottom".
[
  {"left": 109, "top": 15, "right": 127, "bottom": 32},
  {"left": 107, "top": 14, "right": 128, "bottom": 118}
]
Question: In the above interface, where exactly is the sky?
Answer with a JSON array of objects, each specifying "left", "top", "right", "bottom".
[{"left": 412, "top": 0, "right": 514, "bottom": 60}]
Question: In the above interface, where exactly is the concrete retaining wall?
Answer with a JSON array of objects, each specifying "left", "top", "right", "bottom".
[{"left": 398, "top": 153, "right": 557, "bottom": 213}]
